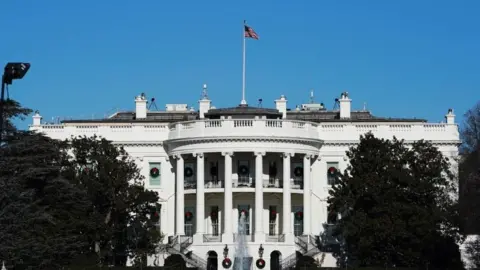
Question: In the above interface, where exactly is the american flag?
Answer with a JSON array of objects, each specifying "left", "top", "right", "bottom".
[{"left": 244, "top": 25, "right": 259, "bottom": 40}]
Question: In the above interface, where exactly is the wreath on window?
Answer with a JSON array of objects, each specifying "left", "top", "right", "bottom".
[
  {"left": 240, "top": 209, "right": 248, "bottom": 217},
  {"left": 185, "top": 211, "right": 194, "bottom": 221},
  {"left": 256, "top": 258, "right": 266, "bottom": 269},
  {"left": 295, "top": 211, "right": 303, "bottom": 221},
  {"left": 150, "top": 167, "right": 160, "bottom": 178},
  {"left": 294, "top": 166, "right": 303, "bottom": 177},
  {"left": 211, "top": 211, "right": 218, "bottom": 220},
  {"left": 222, "top": 258, "right": 232, "bottom": 268},
  {"left": 210, "top": 166, "right": 217, "bottom": 176},
  {"left": 184, "top": 167, "right": 194, "bottom": 177},
  {"left": 270, "top": 210, "right": 277, "bottom": 220},
  {"left": 238, "top": 165, "right": 249, "bottom": 176},
  {"left": 328, "top": 167, "right": 338, "bottom": 176}
]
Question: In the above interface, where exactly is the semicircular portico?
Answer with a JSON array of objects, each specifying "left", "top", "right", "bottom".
[{"left": 164, "top": 136, "right": 322, "bottom": 156}]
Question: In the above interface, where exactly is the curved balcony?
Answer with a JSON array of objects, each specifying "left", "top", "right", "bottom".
[{"left": 168, "top": 119, "right": 320, "bottom": 141}]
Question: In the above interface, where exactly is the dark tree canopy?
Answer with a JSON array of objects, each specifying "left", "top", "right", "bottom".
[
  {"left": 0, "top": 99, "right": 32, "bottom": 136},
  {"left": 1, "top": 101, "right": 163, "bottom": 268},
  {"left": 61, "top": 135, "right": 163, "bottom": 266},
  {"left": 328, "top": 133, "right": 463, "bottom": 269},
  {"left": 0, "top": 132, "right": 94, "bottom": 269}
]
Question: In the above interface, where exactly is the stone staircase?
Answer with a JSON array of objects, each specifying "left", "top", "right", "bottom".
[
  {"left": 165, "top": 235, "right": 207, "bottom": 270},
  {"left": 281, "top": 252, "right": 298, "bottom": 270},
  {"left": 282, "top": 234, "right": 329, "bottom": 269}
]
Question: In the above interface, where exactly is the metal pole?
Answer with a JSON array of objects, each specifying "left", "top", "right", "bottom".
[
  {"left": 0, "top": 75, "right": 6, "bottom": 144},
  {"left": 241, "top": 20, "right": 247, "bottom": 105}
]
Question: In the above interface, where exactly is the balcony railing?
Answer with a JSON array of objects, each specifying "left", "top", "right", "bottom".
[
  {"left": 294, "top": 223, "right": 303, "bottom": 236},
  {"left": 264, "top": 178, "right": 281, "bottom": 188},
  {"left": 184, "top": 224, "right": 194, "bottom": 236},
  {"left": 233, "top": 233, "right": 254, "bottom": 242},
  {"left": 168, "top": 119, "right": 320, "bottom": 141},
  {"left": 184, "top": 177, "right": 306, "bottom": 190},
  {"left": 235, "top": 176, "right": 253, "bottom": 187},
  {"left": 266, "top": 233, "right": 285, "bottom": 242},
  {"left": 205, "top": 179, "right": 223, "bottom": 188},
  {"left": 268, "top": 222, "right": 277, "bottom": 236},
  {"left": 203, "top": 234, "right": 222, "bottom": 242}
]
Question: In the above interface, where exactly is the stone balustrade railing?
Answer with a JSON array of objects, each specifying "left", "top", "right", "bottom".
[
  {"left": 30, "top": 119, "right": 459, "bottom": 143},
  {"left": 168, "top": 119, "right": 319, "bottom": 141}
]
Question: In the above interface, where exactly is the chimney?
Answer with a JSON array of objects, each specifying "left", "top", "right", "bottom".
[
  {"left": 32, "top": 110, "right": 42, "bottom": 126},
  {"left": 198, "top": 84, "right": 211, "bottom": 119},
  {"left": 339, "top": 92, "right": 351, "bottom": 119},
  {"left": 445, "top": 108, "right": 455, "bottom": 124},
  {"left": 135, "top": 93, "right": 147, "bottom": 119},
  {"left": 275, "top": 95, "right": 287, "bottom": 118}
]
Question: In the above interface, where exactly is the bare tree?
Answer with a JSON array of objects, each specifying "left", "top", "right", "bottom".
[
  {"left": 460, "top": 102, "right": 480, "bottom": 267},
  {"left": 461, "top": 101, "right": 480, "bottom": 154}
]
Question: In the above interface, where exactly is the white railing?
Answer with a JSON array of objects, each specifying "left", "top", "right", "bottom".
[
  {"left": 185, "top": 224, "right": 194, "bottom": 236},
  {"left": 318, "top": 123, "right": 459, "bottom": 142},
  {"left": 168, "top": 119, "right": 319, "bottom": 140},
  {"left": 32, "top": 119, "right": 459, "bottom": 144}
]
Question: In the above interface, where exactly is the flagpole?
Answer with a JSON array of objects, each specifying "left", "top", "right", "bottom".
[{"left": 241, "top": 20, "right": 247, "bottom": 105}]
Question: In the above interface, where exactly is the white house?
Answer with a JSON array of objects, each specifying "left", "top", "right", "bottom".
[{"left": 29, "top": 87, "right": 460, "bottom": 269}]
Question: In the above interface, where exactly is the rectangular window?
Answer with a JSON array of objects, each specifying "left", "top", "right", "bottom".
[
  {"left": 149, "top": 162, "right": 161, "bottom": 186},
  {"left": 238, "top": 160, "right": 250, "bottom": 187},
  {"left": 293, "top": 206, "right": 303, "bottom": 236},
  {"left": 238, "top": 204, "right": 250, "bottom": 235},
  {"left": 326, "top": 162, "right": 339, "bottom": 185},
  {"left": 211, "top": 206, "right": 219, "bottom": 236},
  {"left": 269, "top": 206, "right": 277, "bottom": 236}
]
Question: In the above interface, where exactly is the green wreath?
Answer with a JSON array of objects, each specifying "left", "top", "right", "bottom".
[
  {"left": 328, "top": 167, "right": 337, "bottom": 176},
  {"left": 295, "top": 211, "right": 303, "bottom": 221},
  {"left": 150, "top": 167, "right": 160, "bottom": 177}
]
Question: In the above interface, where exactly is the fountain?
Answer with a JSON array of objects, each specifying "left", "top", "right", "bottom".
[{"left": 233, "top": 212, "right": 252, "bottom": 270}]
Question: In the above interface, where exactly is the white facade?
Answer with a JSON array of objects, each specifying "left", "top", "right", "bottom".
[{"left": 30, "top": 91, "right": 460, "bottom": 269}]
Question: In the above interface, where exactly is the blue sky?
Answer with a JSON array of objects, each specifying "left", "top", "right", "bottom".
[{"left": 1, "top": 0, "right": 479, "bottom": 129}]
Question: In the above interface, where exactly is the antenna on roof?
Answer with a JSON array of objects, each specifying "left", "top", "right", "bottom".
[
  {"left": 333, "top": 97, "right": 340, "bottom": 110},
  {"left": 149, "top": 97, "right": 159, "bottom": 111},
  {"left": 258, "top": 98, "right": 263, "bottom": 108},
  {"left": 201, "top": 83, "right": 208, "bottom": 99},
  {"left": 363, "top": 102, "right": 367, "bottom": 111},
  {"left": 310, "top": 89, "right": 314, "bottom": 104}
]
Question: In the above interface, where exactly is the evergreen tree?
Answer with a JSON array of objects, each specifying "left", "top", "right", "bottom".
[
  {"left": 62, "top": 135, "right": 163, "bottom": 266},
  {"left": 328, "top": 133, "right": 463, "bottom": 269},
  {"left": 0, "top": 98, "right": 32, "bottom": 136},
  {"left": 0, "top": 132, "right": 94, "bottom": 269},
  {"left": 1, "top": 99, "right": 96, "bottom": 269}
]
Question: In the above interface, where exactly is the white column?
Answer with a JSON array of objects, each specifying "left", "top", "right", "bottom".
[
  {"left": 175, "top": 154, "right": 185, "bottom": 235},
  {"left": 282, "top": 152, "right": 293, "bottom": 241},
  {"left": 222, "top": 152, "right": 234, "bottom": 242},
  {"left": 255, "top": 152, "right": 265, "bottom": 242},
  {"left": 194, "top": 153, "right": 205, "bottom": 243},
  {"left": 303, "top": 155, "right": 312, "bottom": 235}
]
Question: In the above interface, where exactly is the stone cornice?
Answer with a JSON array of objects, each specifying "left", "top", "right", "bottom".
[
  {"left": 165, "top": 136, "right": 323, "bottom": 148},
  {"left": 112, "top": 141, "right": 163, "bottom": 147},
  {"left": 323, "top": 139, "right": 461, "bottom": 147},
  {"left": 110, "top": 139, "right": 460, "bottom": 148}
]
